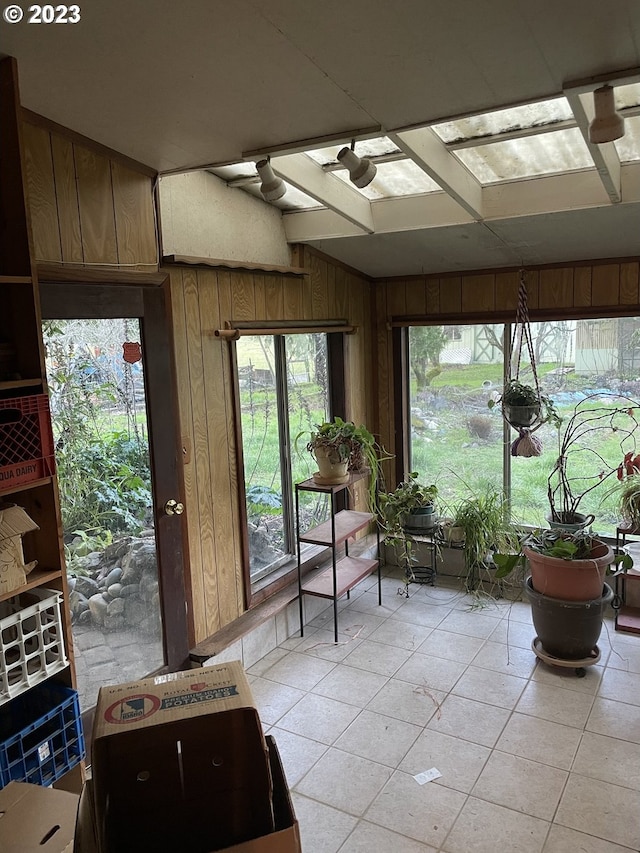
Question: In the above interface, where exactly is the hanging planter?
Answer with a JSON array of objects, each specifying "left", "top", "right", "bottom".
[{"left": 487, "top": 273, "right": 561, "bottom": 456}]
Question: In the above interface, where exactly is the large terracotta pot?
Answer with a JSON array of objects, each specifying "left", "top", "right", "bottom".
[{"left": 524, "top": 539, "right": 613, "bottom": 601}]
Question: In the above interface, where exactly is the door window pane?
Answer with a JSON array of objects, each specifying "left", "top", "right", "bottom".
[
  {"left": 237, "top": 333, "right": 330, "bottom": 581},
  {"left": 43, "top": 319, "right": 163, "bottom": 712}
]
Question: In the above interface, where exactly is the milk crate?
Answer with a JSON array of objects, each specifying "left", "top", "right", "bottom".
[
  {"left": 0, "top": 394, "right": 55, "bottom": 490},
  {"left": 0, "top": 588, "right": 68, "bottom": 705},
  {"left": 0, "top": 681, "right": 84, "bottom": 788}
]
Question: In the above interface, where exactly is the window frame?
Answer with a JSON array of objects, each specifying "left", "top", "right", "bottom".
[{"left": 230, "top": 327, "right": 347, "bottom": 608}]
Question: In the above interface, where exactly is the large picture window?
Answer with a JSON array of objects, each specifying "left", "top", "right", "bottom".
[
  {"left": 408, "top": 316, "right": 640, "bottom": 535},
  {"left": 236, "top": 333, "right": 330, "bottom": 582}
]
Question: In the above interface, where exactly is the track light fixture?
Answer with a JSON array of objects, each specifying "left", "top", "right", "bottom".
[
  {"left": 588, "top": 84, "right": 625, "bottom": 144},
  {"left": 256, "top": 158, "right": 286, "bottom": 201},
  {"left": 337, "top": 142, "right": 377, "bottom": 188}
]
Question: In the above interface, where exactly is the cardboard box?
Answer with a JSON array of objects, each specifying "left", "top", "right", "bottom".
[
  {"left": 0, "top": 504, "right": 38, "bottom": 594},
  {"left": 75, "top": 735, "right": 301, "bottom": 853},
  {"left": 90, "top": 661, "right": 276, "bottom": 853},
  {"left": 0, "top": 781, "right": 78, "bottom": 853}
]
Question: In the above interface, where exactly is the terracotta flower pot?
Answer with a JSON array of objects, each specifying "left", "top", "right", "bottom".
[{"left": 524, "top": 539, "right": 613, "bottom": 601}]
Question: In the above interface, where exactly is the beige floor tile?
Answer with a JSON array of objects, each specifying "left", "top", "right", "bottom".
[
  {"left": 334, "top": 709, "right": 422, "bottom": 767},
  {"left": 586, "top": 696, "right": 640, "bottom": 744},
  {"left": 247, "top": 676, "right": 305, "bottom": 725},
  {"left": 365, "top": 677, "right": 445, "bottom": 726},
  {"left": 337, "top": 820, "right": 437, "bottom": 852},
  {"left": 276, "top": 692, "right": 361, "bottom": 744},
  {"left": 390, "top": 597, "right": 452, "bottom": 628},
  {"left": 572, "top": 731, "right": 640, "bottom": 790},
  {"left": 442, "top": 797, "right": 549, "bottom": 853},
  {"left": 607, "top": 641, "right": 640, "bottom": 673},
  {"left": 543, "top": 824, "right": 635, "bottom": 853},
  {"left": 499, "top": 600, "right": 534, "bottom": 624},
  {"left": 599, "top": 667, "right": 640, "bottom": 706},
  {"left": 365, "top": 769, "right": 466, "bottom": 848},
  {"left": 342, "top": 638, "right": 413, "bottom": 676},
  {"left": 489, "top": 618, "right": 538, "bottom": 650},
  {"left": 394, "top": 651, "right": 467, "bottom": 692},
  {"left": 471, "top": 750, "right": 567, "bottom": 820},
  {"left": 311, "top": 663, "right": 388, "bottom": 706},
  {"left": 399, "top": 728, "right": 490, "bottom": 793},
  {"left": 437, "top": 609, "right": 502, "bottom": 639},
  {"left": 291, "top": 627, "right": 365, "bottom": 662},
  {"left": 259, "top": 650, "right": 336, "bottom": 691},
  {"left": 295, "top": 748, "right": 392, "bottom": 816},
  {"left": 416, "top": 628, "right": 486, "bottom": 664},
  {"left": 310, "top": 608, "right": 386, "bottom": 639},
  {"left": 452, "top": 665, "right": 527, "bottom": 709},
  {"left": 532, "top": 660, "right": 604, "bottom": 694},
  {"left": 471, "top": 640, "right": 538, "bottom": 678},
  {"left": 515, "top": 681, "right": 594, "bottom": 727},
  {"left": 291, "top": 793, "right": 358, "bottom": 853},
  {"left": 555, "top": 774, "right": 640, "bottom": 850},
  {"left": 496, "top": 712, "right": 582, "bottom": 770},
  {"left": 268, "top": 727, "right": 328, "bottom": 786},
  {"left": 426, "top": 694, "right": 510, "bottom": 747},
  {"left": 347, "top": 589, "right": 405, "bottom": 617},
  {"left": 368, "top": 618, "right": 434, "bottom": 651},
  {"left": 246, "top": 646, "right": 291, "bottom": 675}
]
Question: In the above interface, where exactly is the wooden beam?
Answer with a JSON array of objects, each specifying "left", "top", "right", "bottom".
[{"left": 564, "top": 90, "right": 621, "bottom": 203}]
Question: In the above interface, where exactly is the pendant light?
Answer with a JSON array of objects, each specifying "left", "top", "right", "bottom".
[
  {"left": 256, "top": 158, "right": 286, "bottom": 201},
  {"left": 589, "top": 85, "right": 625, "bottom": 144},
  {"left": 337, "top": 143, "right": 377, "bottom": 188}
]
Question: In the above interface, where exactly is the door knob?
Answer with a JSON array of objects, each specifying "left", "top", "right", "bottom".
[{"left": 164, "top": 499, "right": 184, "bottom": 516}]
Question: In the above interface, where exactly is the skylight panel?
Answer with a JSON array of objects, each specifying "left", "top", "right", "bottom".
[
  {"left": 453, "top": 127, "right": 594, "bottom": 183},
  {"left": 616, "top": 83, "right": 640, "bottom": 111},
  {"left": 615, "top": 115, "right": 640, "bottom": 162},
  {"left": 432, "top": 98, "right": 574, "bottom": 145},
  {"left": 306, "top": 136, "right": 400, "bottom": 166},
  {"left": 333, "top": 159, "right": 440, "bottom": 198}
]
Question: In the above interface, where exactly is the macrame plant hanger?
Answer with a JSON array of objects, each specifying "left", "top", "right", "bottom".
[{"left": 505, "top": 271, "right": 544, "bottom": 457}]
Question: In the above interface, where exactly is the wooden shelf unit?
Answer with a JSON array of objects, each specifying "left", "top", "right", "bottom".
[
  {"left": 0, "top": 56, "right": 81, "bottom": 790},
  {"left": 615, "top": 522, "right": 640, "bottom": 635},
  {"left": 295, "top": 474, "right": 381, "bottom": 643}
]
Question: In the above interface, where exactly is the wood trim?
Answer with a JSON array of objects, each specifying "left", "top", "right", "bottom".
[
  {"left": 163, "top": 254, "right": 307, "bottom": 277},
  {"left": 21, "top": 108, "right": 157, "bottom": 178},
  {"left": 389, "top": 304, "right": 640, "bottom": 326},
  {"left": 392, "top": 327, "right": 408, "bottom": 487},
  {"left": 37, "top": 262, "right": 166, "bottom": 285}
]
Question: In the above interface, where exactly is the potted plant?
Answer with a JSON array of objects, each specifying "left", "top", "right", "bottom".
[
  {"left": 450, "top": 487, "right": 512, "bottom": 592},
  {"left": 301, "top": 417, "right": 387, "bottom": 495},
  {"left": 379, "top": 473, "right": 438, "bottom": 581},
  {"left": 547, "top": 393, "right": 640, "bottom": 529},
  {"left": 494, "top": 529, "right": 631, "bottom": 659},
  {"left": 488, "top": 379, "right": 561, "bottom": 429}
]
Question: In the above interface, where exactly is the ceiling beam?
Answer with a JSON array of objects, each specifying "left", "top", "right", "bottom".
[
  {"left": 283, "top": 163, "right": 640, "bottom": 241},
  {"left": 269, "top": 153, "right": 374, "bottom": 233},
  {"left": 389, "top": 127, "right": 483, "bottom": 220},
  {"left": 564, "top": 89, "right": 621, "bottom": 203}
]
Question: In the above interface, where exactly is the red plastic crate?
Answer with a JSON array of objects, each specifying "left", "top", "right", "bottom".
[{"left": 0, "top": 395, "right": 55, "bottom": 490}]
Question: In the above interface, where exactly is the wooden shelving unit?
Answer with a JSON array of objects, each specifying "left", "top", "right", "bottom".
[
  {"left": 295, "top": 474, "right": 381, "bottom": 643},
  {"left": 615, "top": 522, "right": 640, "bottom": 635},
  {"left": 0, "top": 56, "right": 81, "bottom": 791}
]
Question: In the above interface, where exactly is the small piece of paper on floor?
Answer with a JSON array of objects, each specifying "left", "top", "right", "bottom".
[{"left": 414, "top": 767, "right": 442, "bottom": 785}]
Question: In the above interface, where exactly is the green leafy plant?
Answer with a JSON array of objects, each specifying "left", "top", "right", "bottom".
[
  {"left": 452, "top": 487, "right": 513, "bottom": 591},
  {"left": 493, "top": 528, "right": 632, "bottom": 578},
  {"left": 379, "top": 473, "right": 438, "bottom": 578},
  {"left": 616, "top": 474, "right": 640, "bottom": 528},
  {"left": 488, "top": 379, "right": 562, "bottom": 429}
]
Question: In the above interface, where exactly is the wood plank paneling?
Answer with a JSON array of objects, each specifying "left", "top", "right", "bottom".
[
  {"left": 253, "top": 273, "right": 266, "bottom": 318},
  {"left": 111, "top": 160, "right": 157, "bottom": 266},
  {"left": 539, "top": 267, "right": 573, "bottom": 309},
  {"left": 265, "top": 274, "right": 284, "bottom": 320},
  {"left": 50, "top": 135, "right": 83, "bottom": 263},
  {"left": 231, "top": 271, "right": 256, "bottom": 321},
  {"left": 620, "top": 262, "right": 640, "bottom": 305},
  {"left": 439, "top": 276, "right": 462, "bottom": 314},
  {"left": 334, "top": 266, "right": 349, "bottom": 319},
  {"left": 495, "top": 271, "right": 519, "bottom": 314},
  {"left": 426, "top": 279, "right": 440, "bottom": 315},
  {"left": 405, "top": 280, "right": 427, "bottom": 316},
  {"left": 283, "top": 274, "right": 305, "bottom": 320},
  {"left": 462, "top": 274, "right": 495, "bottom": 313},
  {"left": 386, "top": 280, "right": 407, "bottom": 317},
  {"left": 74, "top": 146, "right": 118, "bottom": 264},
  {"left": 574, "top": 266, "right": 592, "bottom": 308},
  {"left": 22, "top": 123, "right": 61, "bottom": 263},
  {"left": 592, "top": 263, "right": 620, "bottom": 306},
  {"left": 311, "top": 254, "right": 329, "bottom": 319}
]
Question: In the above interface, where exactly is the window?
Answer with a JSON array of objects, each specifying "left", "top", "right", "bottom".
[
  {"left": 236, "top": 333, "right": 331, "bottom": 582},
  {"left": 408, "top": 317, "right": 640, "bottom": 534}
]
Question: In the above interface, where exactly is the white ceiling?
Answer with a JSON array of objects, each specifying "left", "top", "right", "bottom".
[{"left": 3, "top": 0, "right": 640, "bottom": 277}]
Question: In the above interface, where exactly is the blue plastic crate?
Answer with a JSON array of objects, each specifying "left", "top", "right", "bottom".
[{"left": 0, "top": 681, "right": 85, "bottom": 788}]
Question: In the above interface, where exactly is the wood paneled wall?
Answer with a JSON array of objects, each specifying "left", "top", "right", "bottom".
[
  {"left": 167, "top": 246, "right": 375, "bottom": 642},
  {"left": 376, "top": 260, "right": 640, "bottom": 468},
  {"left": 22, "top": 114, "right": 157, "bottom": 269}
]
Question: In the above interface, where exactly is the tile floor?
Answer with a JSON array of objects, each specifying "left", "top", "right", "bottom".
[{"left": 245, "top": 566, "right": 640, "bottom": 852}]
